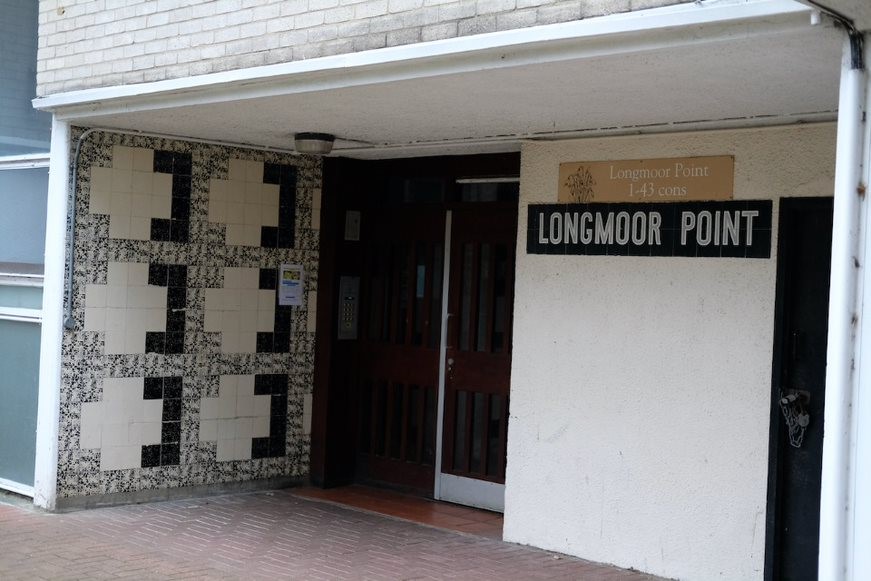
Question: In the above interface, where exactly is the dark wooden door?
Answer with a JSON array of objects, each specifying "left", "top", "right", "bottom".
[
  {"left": 356, "top": 208, "right": 445, "bottom": 491},
  {"left": 442, "top": 207, "right": 517, "bottom": 483},
  {"left": 767, "top": 198, "right": 832, "bottom": 580}
]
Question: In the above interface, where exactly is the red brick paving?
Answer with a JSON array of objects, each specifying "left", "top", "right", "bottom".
[{"left": 0, "top": 489, "right": 666, "bottom": 580}]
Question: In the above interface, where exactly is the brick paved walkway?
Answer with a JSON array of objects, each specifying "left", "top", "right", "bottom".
[{"left": 0, "top": 489, "right": 664, "bottom": 580}]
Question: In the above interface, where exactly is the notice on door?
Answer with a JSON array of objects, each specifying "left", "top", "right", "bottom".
[
  {"left": 527, "top": 200, "right": 771, "bottom": 258},
  {"left": 558, "top": 156, "right": 734, "bottom": 203},
  {"left": 278, "top": 264, "right": 304, "bottom": 306}
]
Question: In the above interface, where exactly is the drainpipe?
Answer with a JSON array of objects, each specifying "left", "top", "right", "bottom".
[{"left": 819, "top": 30, "right": 868, "bottom": 581}]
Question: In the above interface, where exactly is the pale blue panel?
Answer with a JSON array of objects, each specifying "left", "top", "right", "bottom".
[
  {"left": 0, "top": 319, "right": 39, "bottom": 487},
  {"left": 0, "top": 167, "right": 49, "bottom": 264},
  {"left": 0, "top": 0, "right": 51, "bottom": 155},
  {"left": 0, "top": 285, "right": 42, "bottom": 309}
]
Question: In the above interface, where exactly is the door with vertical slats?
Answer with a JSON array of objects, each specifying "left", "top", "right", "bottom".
[
  {"left": 357, "top": 208, "right": 445, "bottom": 491},
  {"left": 443, "top": 207, "right": 516, "bottom": 484}
]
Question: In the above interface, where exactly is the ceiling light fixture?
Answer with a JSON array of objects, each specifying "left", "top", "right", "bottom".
[{"left": 294, "top": 132, "right": 335, "bottom": 155}]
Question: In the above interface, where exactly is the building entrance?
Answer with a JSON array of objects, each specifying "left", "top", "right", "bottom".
[
  {"left": 765, "top": 197, "right": 833, "bottom": 580},
  {"left": 313, "top": 154, "right": 519, "bottom": 511}
]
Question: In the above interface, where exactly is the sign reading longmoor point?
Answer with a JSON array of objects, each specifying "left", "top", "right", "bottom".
[
  {"left": 527, "top": 200, "right": 772, "bottom": 258},
  {"left": 558, "top": 156, "right": 734, "bottom": 203}
]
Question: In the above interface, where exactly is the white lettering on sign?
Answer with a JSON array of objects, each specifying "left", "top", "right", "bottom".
[
  {"left": 539, "top": 210, "right": 663, "bottom": 246},
  {"left": 680, "top": 210, "right": 759, "bottom": 246}
]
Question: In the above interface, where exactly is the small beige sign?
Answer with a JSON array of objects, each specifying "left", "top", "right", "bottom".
[{"left": 558, "top": 156, "right": 734, "bottom": 203}]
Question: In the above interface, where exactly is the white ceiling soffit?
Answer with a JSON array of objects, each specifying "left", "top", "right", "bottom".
[
  {"left": 34, "top": 0, "right": 845, "bottom": 159},
  {"left": 808, "top": 0, "right": 871, "bottom": 31}
]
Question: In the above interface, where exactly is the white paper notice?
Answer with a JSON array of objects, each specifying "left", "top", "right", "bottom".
[{"left": 278, "top": 264, "right": 304, "bottom": 306}]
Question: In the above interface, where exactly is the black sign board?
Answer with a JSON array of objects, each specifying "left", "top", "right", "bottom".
[{"left": 527, "top": 200, "right": 772, "bottom": 258}]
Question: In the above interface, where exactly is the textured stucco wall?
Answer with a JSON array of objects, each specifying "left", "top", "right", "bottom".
[
  {"left": 36, "top": 0, "right": 690, "bottom": 96},
  {"left": 504, "top": 123, "right": 837, "bottom": 580}
]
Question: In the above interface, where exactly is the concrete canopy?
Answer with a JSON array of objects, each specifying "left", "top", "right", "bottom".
[{"left": 34, "top": 0, "right": 844, "bottom": 159}]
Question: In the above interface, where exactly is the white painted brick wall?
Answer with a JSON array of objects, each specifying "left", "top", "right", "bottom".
[{"left": 37, "top": 0, "right": 690, "bottom": 96}]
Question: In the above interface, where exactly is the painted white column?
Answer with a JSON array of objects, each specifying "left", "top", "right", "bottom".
[
  {"left": 819, "top": 34, "right": 868, "bottom": 581},
  {"left": 850, "top": 35, "right": 871, "bottom": 581},
  {"left": 33, "top": 117, "right": 71, "bottom": 509}
]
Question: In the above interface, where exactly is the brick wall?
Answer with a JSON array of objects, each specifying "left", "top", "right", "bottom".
[{"left": 37, "top": 0, "right": 689, "bottom": 96}]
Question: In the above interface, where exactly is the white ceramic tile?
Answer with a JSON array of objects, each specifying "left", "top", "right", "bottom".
[
  {"left": 240, "top": 310, "right": 258, "bottom": 333},
  {"left": 227, "top": 201, "right": 245, "bottom": 225},
  {"left": 80, "top": 402, "right": 103, "bottom": 449},
  {"left": 245, "top": 160, "right": 263, "bottom": 183},
  {"left": 210, "top": 179, "right": 227, "bottom": 201},
  {"left": 111, "top": 169, "right": 133, "bottom": 194},
  {"left": 244, "top": 225, "right": 260, "bottom": 246},
  {"left": 113, "top": 145, "right": 135, "bottom": 170},
  {"left": 253, "top": 415, "right": 270, "bottom": 438},
  {"left": 130, "top": 217, "right": 150, "bottom": 240},
  {"left": 224, "top": 267, "right": 241, "bottom": 289},
  {"left": 131, "top": 171, "right": 153, "bottom": 195},
  {"left": 138, "top": 421, "right": 162, "bottom": 445},
  {"left": 217, "top": 418, "right": 236, "bottom": 439},
  {"left": 106, "top": 286, "right": 127, "bottom": 308},
  {"left": 107, "top": 262, "right": 128, "bottom": 286},
  {"left": 228, "top": 159, "right": 247, "bottom": 182},
  {"left": 85, "top": 285, "right": 107, "bottom": 308},
  {"left": 152, "top": 192, "right": 171, "bottom": 217},
  {"left": 124, "top": 327, "right": 145, "bottom": 353},
  {"left": 234, "top": 438, "right": 252, "bottom": 461},
  {"left": 208, "top": 200, "right": 226, "bottom": 223},
  {"left": 221, "top": 331, "right": 239, "bottom": 354},
  {"left": 153, "top": 172, "right": 172, "bottom": 195},
  {"left": 253, "top": 395, "right": 270, "bottom": 418},
  {"left": 104, "top": 330, "right": 125, "bottom": 355},
  {"left": 258, "top": 290, "right": 274, "bottom": 311},
  {"left": 103, "top": 422, "right": 129, "bottom": 447},
  {"left": 237, "top": 375, "right": 254, "bottom": 396},
  {"left": 105, "top": 308, "right": 126, "bottom": 331},
  {"left": 222, "top": 309, "right": 240, "bottom": 331},
  {"left": 240, "top": 268, "right": 259, "bottom": 289},
  {"left": 101, "top": 445, "right": 140, "bottom": 471},
  {"left": 218, "top": 393, "right": 236, "bottom": 419},
  {"left": 244, "top": 182, "right": 262, "bottom": 204},
  {"left": 263, "top": 184, "right": 280, "bottom": 206},
  {"left": 239, "top": 332, "right": 257, "bottom": 353},
  {"left": 84, "top": 307, "right": 106, "bottom": 331},
  {"left": 128, "top": 263, "right": 149, "bottom": 287},
  {"left": 257, "top": 309, "right": 274, "bottom": 332},
  {"left": 148, "top": 308, "right": 167, "bottom": 328},
  {"left": 216, "top": 439, "right": 234, "bottom": 462},
  {"left": 132, "top": 148, "right": 153, "bottom": 172},
  {"left": 236, "top": 395, "right": 254, "bottom": 417},
  {"left": 244, "top": 203, "right": 260, "bottom": 226},
  {"left": 141, "top": 400, "right": 163, "bottom": 423},
  {"left": 203, "top": 309, "right": 221, "bottom": 332},
  {"left": 263, "top": 204, "right": 279, "bottom": 228},
  {"left": 204, "top": 289, "right": 221, "bottom": 312},
  {"left": 109, "top": 213, "right": 131, "bottom": 239},
  {"left": 222, "top": 290, "right": 241, "bottom": 311},
  {"left": 199, "top": 418, "right": 217, "bottom": 442},
  {"left": 131, "top": 194, "right": 151, "bottom": 217},
  {"left": 235, "top": 417, "right": 253, "bottom": 439},
  {"left": 200, "top": 399, "right": 218, "bottom": 421}
]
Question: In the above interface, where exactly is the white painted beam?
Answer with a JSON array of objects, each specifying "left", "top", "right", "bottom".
[{"left": 33, "top": 117, "right": 70, "bottom": 510}]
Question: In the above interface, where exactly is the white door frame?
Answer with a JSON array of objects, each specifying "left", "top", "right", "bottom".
[{"left": 432, "top": 209, "right": 505, "bottom": 513}]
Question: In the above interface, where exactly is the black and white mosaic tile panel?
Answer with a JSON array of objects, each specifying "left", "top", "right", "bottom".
[{"left": 58, "top": 129, "right": 319, "bottom": 498}]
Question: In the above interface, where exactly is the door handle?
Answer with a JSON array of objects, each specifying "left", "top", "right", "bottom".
[{"left": 447, "top": 357, "right": 455, "bottom": 380}]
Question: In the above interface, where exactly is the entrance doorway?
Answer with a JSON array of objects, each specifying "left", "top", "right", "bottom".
[
  {"left": 312, "top": 154, "right": 519, "bottom": 512},
  {"left": 765, "top": 197, "right": 833, "bottom": 580}
]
